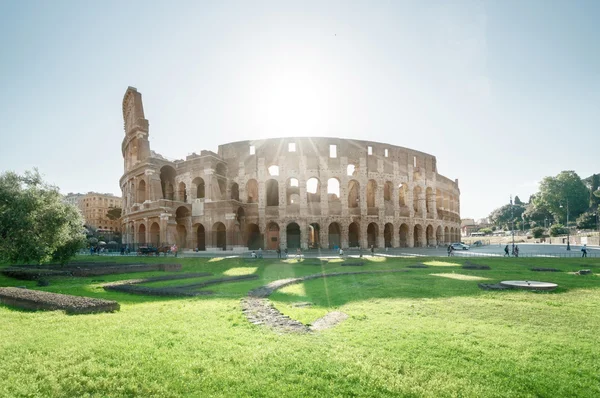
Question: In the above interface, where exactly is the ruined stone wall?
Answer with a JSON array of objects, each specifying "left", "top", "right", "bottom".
[{"left": 119, "top": 88, "right": 461, "bottom": 250}]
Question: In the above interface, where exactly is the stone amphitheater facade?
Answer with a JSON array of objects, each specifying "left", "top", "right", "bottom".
[{"left": 120, "top": 87, "right": 461, "bottom": 251}]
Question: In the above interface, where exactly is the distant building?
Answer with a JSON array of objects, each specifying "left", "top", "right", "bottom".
[
  {"left": 79, "top": 192, "right": 123, "bottom": 233},
  {"left": 63, "top": 192, "right": 84, "bottom": 207}
]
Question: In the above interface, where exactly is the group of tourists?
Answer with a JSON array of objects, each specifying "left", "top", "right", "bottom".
[{"left": 504, "top": 244, "right": 519, "bottom": 257}]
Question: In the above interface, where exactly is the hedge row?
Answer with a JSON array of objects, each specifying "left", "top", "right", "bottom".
[
  {"left": 0, "top": 287, "right": 120, "bottom": 314},
  {"left": 2, "top": 263, "right": 182, "bottom": 280},
  {"left": 103, "top": 284, "right": 212, "bottom": 297},
  {"left": 174, "top": 274, "right": 259, "bottom": 290}
]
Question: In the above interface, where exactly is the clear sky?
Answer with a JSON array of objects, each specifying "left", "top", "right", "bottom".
[{"left": 0, "top": 0, "right": 598, "bottom": 219}]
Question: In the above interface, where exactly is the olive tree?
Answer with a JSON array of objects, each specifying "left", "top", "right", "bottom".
[{"left": 0, "top": 170, "right": 86, "bottom": 264}]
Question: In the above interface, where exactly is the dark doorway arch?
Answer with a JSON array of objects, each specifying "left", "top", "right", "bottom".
[
  {"left": 150, "top": 222, "right": 160, "bottom": 246},
  {"left": 349, "top": 222, "right": 360, "bottom": 247},
  {"left": 196, "top": 224, "right": 206, "bottom": 250},
  {"left": 286, "top": 222, "right": 301, "bottom": 249},
  {"left": 328, "top": 222, "right": 341, "bottom": 249},
  {"left": 213, "top": 222, "right": 226, "bottom": 250},
  {"left": 399, "top": 224, "right": 409, "bottom": 247},
  {"left": 426, "top": 224, "right": 434, "bottom": 247},
  {"left": 231, "top": 183, "right": 239, "bottom": 201},
  {"left": 414, "top": 224, "right": 424, "bottom": 247},
  {"left": 266, "top": 179, "right": 279, "bottom": 206},
  {"left": 384, "top": 223, "right": 393, "bottom": 248},
  {"left": 246, "top": 223, "right": 262, "bottom": 249},
  {"left": 367, "top": 222, "right": 378, "bottom": 248}
]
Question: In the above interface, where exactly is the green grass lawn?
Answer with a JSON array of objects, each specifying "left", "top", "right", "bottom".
[{"left": 1, "top": 256, "right": 599, "bottom": 397}]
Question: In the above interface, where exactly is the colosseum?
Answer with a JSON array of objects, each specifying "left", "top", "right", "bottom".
[{"left": 120, "top": 87, "right": 461, "bottom": 251}]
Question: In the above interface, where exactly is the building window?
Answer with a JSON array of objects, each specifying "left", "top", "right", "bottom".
[
  {"left": 329, "top": 144, "right": 337, "bottom": 158},
  {"left": 414, "top": 156, "right": 417, "bottom": 167},
  {"left": 368, "top": 146, "right": 373, "bottom": 155},
  {"left": 384, "top": 149, "right": 389, "bottom": 157},
  {"left": 288, "top": 143, "right": 296, "bottom": 152},
  {"left": 249, "top": 145, "right": 255, "bottom": 155}
]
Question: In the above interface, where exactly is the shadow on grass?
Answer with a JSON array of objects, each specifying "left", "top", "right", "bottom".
[{"left": 1, "top": 256, "right": 600, "bottom": 308}]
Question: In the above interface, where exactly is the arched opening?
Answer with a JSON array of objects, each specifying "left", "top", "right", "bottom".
[
  {"left": 367, "top": 223, "right": 378, "bottom": 248},
  {"left": 149, "top": 222, "right": 159, "bottom": 246},
  {"left": 426, "top": 224, "right": 434, "bottom": 246},
  {"left": 287, "top": 178, "right": 300, "bottom": 205},
  {"left": 347, "top": 164, "right": 357, "bottom": 177},
  {"left": 230, "top": 183, "right": 239, "bottom": 201},
  {"left": 399, "top": 224, "right": 409, "bottom": 247},
  {"left": 160, "top": 166, "right": 176, "bottom": 200},
  {"left": 348, "top": 222, "right": 360, "bottom": 247},
  {"left": 236, "top": 207, "right": 245, "bottom": 223},
  {"left": 266, "top": 222, "right": 280, "bottom": 250},
  {"left": 178, "top": 182, "right": 187, "bottom": 203},
  {"left": 266, "top": 179, "right": 279, "bottom": 206},
  {"left": 212, "top": 176, "right": 226, "bottom": 200},
  {"left": 193, "top": 177, "right": 205, "bottom": 199},
  {"left": 137, "top": 180, "right": 146, "bottom": 203},
  {"left": 399, "top": 183, "right": 407, "bottom": 207},
  {"left": 176, "top": 206, "right": 190, "bottom": 219},
  {"left": 328, "top": 222, "right": 341, "bottom": 249},
  {"left": 246, "top": 179, "right": 258, "bottom": 203},
  {"left": 213, "top": 222, "right": 227, "bottom": 250},
  {"left": 286, "top": 222, "right": 301, "bottom": 249},
  {"left": 348, "top": 180, "right": 360, "bottom": 208},
  {"left": 327, "top": 178, "right": 340, "bottom": 201},
  {"left": 246, "top": 223, "right": 261, "bottom": 249},
  {"left": 176, "top": 224, "right": 187, "bottom": 248},
  {"left": 308, "top": 223, "right": 320, "bottom": 248},
  {"left": 367, "top": 180, "right": 377, "bottom": 208},
  {"left": 436, "top": 226, "right": 443, "bottom": 245},
  {"left": 413, "top": 186, "right": 422, "bottom": 213},
  {"left": 414, "top": 224, "right": 424, "bottom": 247},
  {"left": 138, "top": 224, "right": 146, "bottom": 245},
  {"left": 384, "top": 223, "right": 393, "bottom": 248},
  {"left": 307, "top": 177, "right": 320, "bottom": 203},
  {"left": 196, "top": 224, "right": 206, "bottom": 250},
  {"left": 384, "top": 181, "right": 392, "bottom": 202}
]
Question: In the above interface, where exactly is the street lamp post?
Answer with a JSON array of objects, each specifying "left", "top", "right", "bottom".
[
  {"left": 510, "top": 195, "right": 515, "bottom": 252},
  {"left": 561, "top": 199, "right": 570, "bottom": 251}
]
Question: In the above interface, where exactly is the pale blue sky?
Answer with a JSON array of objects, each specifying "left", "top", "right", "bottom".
[{"left": 0, "top": 0, "right": 598, "bottom": 219}]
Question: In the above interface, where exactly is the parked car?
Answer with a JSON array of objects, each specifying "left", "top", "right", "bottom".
[{"left": 451, "top": 243, "right": 470, "bottom": 250}]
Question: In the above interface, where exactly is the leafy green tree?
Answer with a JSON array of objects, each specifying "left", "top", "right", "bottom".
[
  {"left": 478, "top": 228, "right": 493, "bottom": 235},
  {"left": 576, "top": 211, "right": 597, "bottom": 229},
  {"left": 531, "top": 227, "right": 545, "bottom": 239},
  {"left": 537, "top": 171, "right": 589, "bottom": 225},
  {"left": 488, "top": 204, "right": 525, "bottom": 230},
  {"left": 106, "top": 207, "right": 122, "bottom": 221},
  {"left": 0, "top": 170, "right": 86, "bottom": 264},
  {"left": 514, "top": 196, "right": 523, "bottom": 205},
  {"left": 589, "top": 174, "right": 600, "bottom": 208},
  {"left": 549, "top": 224, "right": 568, "bottom": 237}
]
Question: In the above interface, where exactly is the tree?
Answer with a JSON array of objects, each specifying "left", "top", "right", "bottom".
[
  {"left": 537, "top": 171, "right": 589, "bottom": 225},
  {"left": 0, "top": 170, "right": 86, "bottom": 264},
  {"left": 106, "top": 207, "right": 122, "bottom": 221},
  {"left": 531, "top": 227, "right": 545, "bottom": 239},
  {"left": 576, "top": 211, "right": 597, "bottom": 230},
  {"left": 589, "top": 174, "right": 600, "bottom": 208},
  {"left": 549, "top": 224, "right": 568, "bottom": 237},
  {"left": 478, "top": 228, "right": 493, "bottom": 235},
  {"left": 514, "top": 196, "right": 523, "bottom": 205},
  {"left": 488, "top": 203, "right": 525, "bottom": 230}
]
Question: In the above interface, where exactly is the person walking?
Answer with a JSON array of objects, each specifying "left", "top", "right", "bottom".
[
  {"left": 258, "top": 247, "right": 263, "bottom": 259},
  {"left": 581, "top": 244, "right": 588, "bottom": 258},
  {"left": 284, "top": 247, "right": 288, "bottom": 259},
  {"left": 276, "top": 246, "right": 281, "bottom": 259},
  {"left": 447, "top": 245, "right": 453, "bottom": 257},
  {"left": 514, "top": 245, "right": 519, "bottom": 257},
  {"left": 370, "top": 245, "right": 375, "bottom": 257},
  {"left": 504, "top": 245, "right": 510, "bottom": 257}
]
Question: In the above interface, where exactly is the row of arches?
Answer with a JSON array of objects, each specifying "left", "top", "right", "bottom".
[
  {"left": 129, "top": 170, "right": 458, "bottom": 213},
  {"left": 133, "top": 220, "right": 461, "bottom": 250}
]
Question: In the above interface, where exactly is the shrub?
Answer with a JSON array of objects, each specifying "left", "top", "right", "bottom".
[
  {"left": 531, "top": 227, "right": 545, "bottom": 239},
  {"left": 549, "top": 224, "right": 568, "bottom": 237}
]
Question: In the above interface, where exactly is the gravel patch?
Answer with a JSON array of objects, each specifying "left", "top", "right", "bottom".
[{"left": 0, "top": 287, "right": 119, "bottom": 314}]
